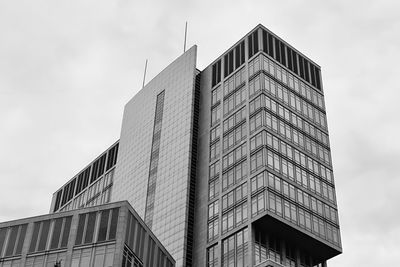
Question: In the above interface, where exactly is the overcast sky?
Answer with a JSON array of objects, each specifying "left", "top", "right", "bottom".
[{"left": 1, "top": 0, "right": 399, "bottom": 266}]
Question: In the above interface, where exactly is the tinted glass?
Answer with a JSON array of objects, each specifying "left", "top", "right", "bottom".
[
  {"left": 50, "top": 218, "right": 63, "bottom": 249},
  {"left": 108, "top": 208, "right": 119, "bottom": 240},
  {"left": 75, "top": 214, "right": 86, "bottom": 245},
  {"left": 5, "top": 226, "right": 18, "bottom": 256},
  {"left": 15, "top": 224, "right": 27, "bottom": 254},
  {"left": 61, "top": 216, "right": 72, "bottom": 247},
  {"left": 38, "top": 220, "right": 50, "bottom": 251},
  {"left": 29, "top": 222, "right": 40, "bottom": 252},
  {"left": 97, "top": 209, "right": 110, "bottom": 242},
  {"left": 0, "top": 228, "right": 7, "bottom": 257},
  {"left": 84, "top": 212, "right": 97, "bottom": 244}
]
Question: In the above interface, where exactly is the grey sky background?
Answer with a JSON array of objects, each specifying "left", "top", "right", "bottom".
[{"left": 1, "top": 0, "right": 399, "bottom": 266}]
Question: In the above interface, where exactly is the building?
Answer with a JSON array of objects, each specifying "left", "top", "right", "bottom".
[
  {"left": 0, "top": 201, "right": 175, "bottom": 267},
  {"left": 47, "top": 24, "right": 341, "bottom": 266}
]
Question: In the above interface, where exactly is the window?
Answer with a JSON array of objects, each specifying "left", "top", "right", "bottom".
[
  {"left": 222, "top": 160, "right": 247, "bottom": 191},
  {"left": 211, "top": 86, "right": 221, "bottom": 106},
  {"left": 223, "top": 123, "right": 246, "bottom": 152},
  {"left": 207, "top": 245, "right": 219, "bottom": 267},
  {"left": 211, "top": 104, "right": 221, "bottom": 126},
  {"left": 223, "top": 86, "right": 246, "bottom": 116},
  {"left": 212, "top": 60, "right": 222, "bottom": 87},
  {"left": 248, "top": 30, "right": 259, "bottom": 58},
  {"left": 209, "top": 178, "right": 219, "bottom": 200},
  {"left": 210, "top": 140, "right": 220, "bottom": 161},
  {"left": 2, "top": 224, "right": 27, "bottom": 257},
  {"left": 208, "top": 219, "right": 219, "bottom": 241},
  {"left": 222, "top": 143, "right": 247, "bottom": 171},
  {"left": 208, "top": 201, "right": 219, "bottom": 219},
  {"left": 252, "top": 192, "right": 265, "bottom": 216},
  {"left": 222, "top": 228, "right": 248, "bottom": 267},
  {"left": 235, "top": 41, "right": 245, "bottom": 69},
  {"left": 50, "top": 216, "right": 72, "bottom": 249},
  {"left": 221, "top": 183, "right": 248, "bottom": 232}
]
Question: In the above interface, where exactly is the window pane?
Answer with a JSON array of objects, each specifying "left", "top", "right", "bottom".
[
  {"left": 15, "top": 224, "right": 27, "bottom": 255},
  {"left": 108, "top": 208, "right": 119, "bottom": 240},
  {"left": 84, "top": 212, "right": 97, "bottom": 244},
  {"left": 97, "top": 210, "right": 110, "bottom": 242},
  {"left": 37, "top": 220, "right": 50, "bottom": 251},
  {"left": 50, "top": 218, "right": 63, "bottom": 249},
  {"left": 75, "top": 214, "right": 86, "bottom": 245},
  {"left": 0, "top": 228, "right": 7, "bottom": 257},
  {"left": 29, "top": 222, "right": 40, "bottom": 252},
  {"left": 5, "top": 226, "right": 18, "bottom": 256},
  {"left": 59, "top": 216, "right": 71, "bottom": 248}
]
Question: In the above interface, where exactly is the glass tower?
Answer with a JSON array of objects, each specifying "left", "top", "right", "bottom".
[{"left": 193, "top": 25, "right": 341, "bottom": 267}]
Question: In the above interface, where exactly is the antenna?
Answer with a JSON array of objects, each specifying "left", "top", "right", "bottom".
[
  {"left": 184, "top": 21, "right": 188, "bottom": 53},
  {"left": 142, "top": 59, "right": 148, "bottom": 89}
]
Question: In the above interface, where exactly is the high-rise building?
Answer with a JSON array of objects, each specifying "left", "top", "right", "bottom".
[{"left": 46, "top": 24, "right": 342, "bottom": 267}]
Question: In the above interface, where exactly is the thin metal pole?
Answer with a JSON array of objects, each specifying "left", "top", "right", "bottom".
[
  {"left": 142, "top": 59, "right": 148, "bottom": 89},
  {"left": 184, "top": 21, "right": 188, "bottom": 52}
]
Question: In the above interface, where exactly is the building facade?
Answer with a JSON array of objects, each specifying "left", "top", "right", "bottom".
[
  {"left": 48, "top": 24, "right": 342, "bottom": 266},
  {"left": 192, "top": 25, "right": 341, "bottom": 267},
  {"left": 0, "top": 201, "right": 174, "bottom": 267}
]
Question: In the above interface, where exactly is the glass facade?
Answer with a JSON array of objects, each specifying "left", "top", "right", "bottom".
[
  {"left": 198, "top": 25, "right": 341, "bottom": 267},
  {"left": 0, "top": 202, "right": 175, "bottom": 267},
  {"left": 44, "top": 24, "right": 340, "bottom": 267},
  {"left": 51, "top": 141, "right": 119, "bottom": 213}
]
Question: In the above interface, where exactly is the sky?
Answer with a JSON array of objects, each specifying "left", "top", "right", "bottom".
[{"left": 0, "top": 0, "right": 399, "bottom": 266}]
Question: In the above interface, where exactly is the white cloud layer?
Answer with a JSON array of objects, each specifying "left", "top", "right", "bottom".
[{"left": 1, "top": 0, "right": 399, "bottom": 265}]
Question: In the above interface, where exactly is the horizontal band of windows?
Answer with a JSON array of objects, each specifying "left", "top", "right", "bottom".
[
  {"left": 249, "top": 127, "right": 334, "bottom": 186},
  {"left": 249, "top": 70, "right": 326, "bottom": 125},
  {"left": 249, "top": 148, "right": 336, "bottom": 204},
  {"left": 251, "top": 190, "right": 340, "bottom": 246},
  {"left": 249, "top": 53, "right": 325, "bottom": 112},
  {"left": 250, "top": 126, "right": 332, "bottom": 172},
  {"left": 251, "top": 170, "right": 338, "bottom": 225},
  {"left": 249, "top": 88, "right": 327, "bottom": 133},
  {"left": 250, "top": 98, "right": 329, "bottom": 149}
]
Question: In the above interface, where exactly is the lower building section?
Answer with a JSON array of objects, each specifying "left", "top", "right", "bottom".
[
  {"left": 0, "top": 201, "right": 174, "bottom": 267},
  {"left": 205, "top": 212, "right": 339, "bottom": 267}
]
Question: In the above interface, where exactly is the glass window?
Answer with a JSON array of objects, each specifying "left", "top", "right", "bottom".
[
  {"left": 5, "top": 226, "right": 18, "bottom": 256},
  {"left": 50, "top": 218, "right": 63, "bottom": 249},
  {"left": 29, "top": 222, "right": 40, "bottom": 252},
  {"left": 37, "top": 220, "right": 50, "bottom": 251},
  {"left": 108, "top": 208, "right": 119, "bottom": 240},
  {"left": 0, "top": 228, "right": 7, "bottom": 256},
  {"left": 15, "top": 224, "right": 27, "bottom": 255},
  {"left": 97, "top": 210, "right": 110, "bottom": 242},
  {"left": 61, "top": 216, "right": 72, "bottom": 248},
  {"left": 84, "top": 212, "right": 97, "bottom": 244}
]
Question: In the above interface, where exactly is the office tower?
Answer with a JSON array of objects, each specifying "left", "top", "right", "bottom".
[
  {"left": 48, "top": 24, "right": 342, "bottom": 267},
  {"left": 0, "top": 201, "right": 175, "bottom": 267}
]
